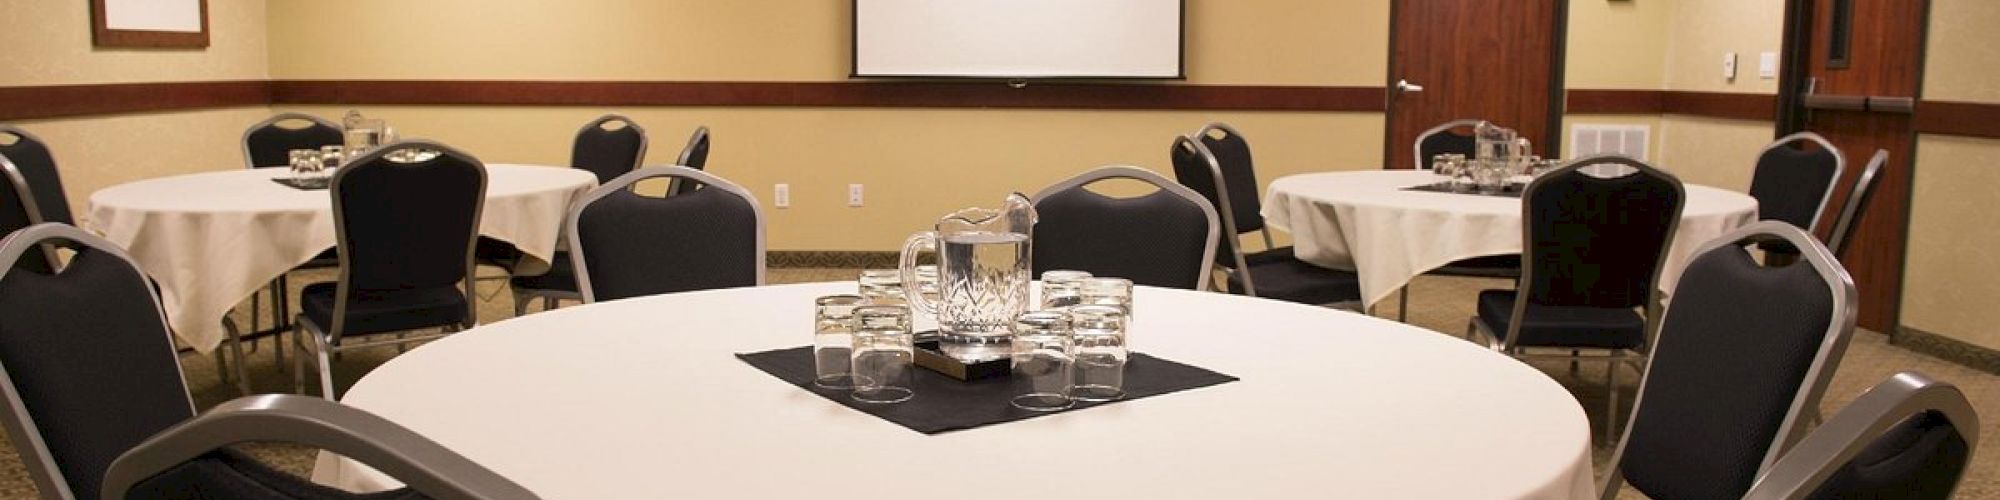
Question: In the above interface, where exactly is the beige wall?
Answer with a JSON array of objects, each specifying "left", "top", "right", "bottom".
[
  {"left": 1646, "top": 0, "right": 1781, "bottom": 189},
  {"left": 1, "top": 0, "right": 271, "bottom": 222},
  {"left": 1901, "top": 0, "right": 2000, "bottom": 349},
  {"left": 267, "top": 0, "right": 1391, "bottom": 251},
  {"left": 1565, "top": 0, "right": 1670, "bottom": 91}
]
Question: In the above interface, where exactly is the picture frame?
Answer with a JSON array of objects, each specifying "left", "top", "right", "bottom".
[{"left": 91, "top": 0, "right": 210, "bottom": 48}]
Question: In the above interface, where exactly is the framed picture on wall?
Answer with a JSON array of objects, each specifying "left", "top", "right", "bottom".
[{"left": 91, "top": 0, "right": 209, "bottom": 48}]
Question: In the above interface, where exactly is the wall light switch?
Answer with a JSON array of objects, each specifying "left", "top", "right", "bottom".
[
  {"left": 1722, "top": 52, "right": 1738, "bottom": 81},
  {"left": 774, "top": 184, "right": 790, "bottom": 208},
  {"left": 1759, "top": 52, "right": 1779, "bottom": 79},
  {"left": 847, "top": 184, "right": 864, "bottom": 207}
]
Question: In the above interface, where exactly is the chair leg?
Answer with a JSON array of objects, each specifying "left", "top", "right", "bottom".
[
  {"left": 513, "top": 292, "right": 530, "bottom": 317},
  {"left": 1396, "top": 287, "right": 1410, "bottom": 322},
  {"left": 544, "top": 297, "right": 558, "bottom": 311},
  {"left": 291, "top": 323, "right": 307, "bottom": 394},
  {"left": 224, "top": 322, "right": 252, "bottom": 395},
  {"left": 1604, "top": 353, "right": 1621, "bottom": 445},
  {"left": 316, "top": 344, "right": 337, "bottom": 401}
]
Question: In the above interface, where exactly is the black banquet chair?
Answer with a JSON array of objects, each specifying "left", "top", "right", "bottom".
[
  {"left": 570, "top": 167, "right": 765, "bottom": 303},
  {"left": 0, "top": 125, "right": 76, "bottom": 273},
  {"left": 1033, "top": 165, "right": 1220, "bottom": 291},
  {"left": 1751, "top": 131, "right": 1846, "bottom": 234},
  {"left": 0, "top": 223, "right": 199, "bottom": 500},
  {"left": 102, "top": 394, "right": 538, "bottom": 500},
  {"left": 1599, "top": 221, "right": 1859, "bottom": 499},
  {"left": 293, "top": 141, "right": 487, "bottom": 399},
  {"left": 1743, "top": 371, "right": 1979, "bottom": 500},
  {"left": 669, "top": 125, "right": 710, "bottom": 196},
  {"left": 1412, "top": 118, "right": 1481, "bottom": 170},
  {"left": 509, "top": 114, "right": 650, "bottom": 314},
  {"left": 241, "top": 113, "right": 344, "bottom": 169},
  {"left": 1467, "top": 155, "right": 1684, "bottom": 442},
  {"left": 1168, "top": 131, "right": 1359, "bottom": 306}
]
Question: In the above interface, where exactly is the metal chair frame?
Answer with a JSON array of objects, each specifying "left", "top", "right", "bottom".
[
  {"left": 668, "top": 125, "right": 710, "bottom": 195},
  {"left": 1742, "top": 371, "right": 1979, "bottom": 500},
  {"left": 1599, "top": 220, "right": 1860, "bottom": 500},
  {"left": 0, "top": 223, "right": 199, "bottom": 500},
  {"left": 1032, "top": 165, "right": 1222, "bottom": 292},
  {"left": 1826, "top": 149, "right": 1888, "bottom": 259},
  {"left": 568, "top": 166, "right": 767, "bottom": 304},
  {"left": 1412, "top": 118, "right": 1483, "bottom": 170},
  {"left": 293, "top": 141, "right": 486, "bottom": 400}
]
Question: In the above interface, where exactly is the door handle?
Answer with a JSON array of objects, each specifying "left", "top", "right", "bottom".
[{"left": 1396, "top": 79, "right": 1425, "bottom": 94}]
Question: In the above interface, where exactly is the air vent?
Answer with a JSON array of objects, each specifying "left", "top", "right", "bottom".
[{"left": 1569, "top": 124, "right": 1651, "bottom": 160}]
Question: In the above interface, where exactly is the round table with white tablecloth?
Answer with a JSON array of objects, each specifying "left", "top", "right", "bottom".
[
  {"left": 1262, "top": 170, "right": 1759, "bottom": 309},
  {"left": 311, "top": 282, "right": 1597, "bottom": 499},
  {"left": 86, "top": 164, "right": 596, "bottom": 353}
]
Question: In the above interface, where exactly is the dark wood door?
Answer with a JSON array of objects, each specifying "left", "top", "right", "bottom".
[
  {"left": 1385, "top": 0, "right": 1565, "bottom": 170},
  {"left": 1784, "top": 0, "right": 1927, "bottom": 332}
]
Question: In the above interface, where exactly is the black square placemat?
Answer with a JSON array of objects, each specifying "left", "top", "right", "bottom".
[
  {"left": 736, "top": 346, "right": 1237, "bottom": 434},
  {"left": 1402, "top": 181, "right": 1524, "bottom": 198},
  {"left": 271, "top": 177, "right": 331, "bottom": 190}
]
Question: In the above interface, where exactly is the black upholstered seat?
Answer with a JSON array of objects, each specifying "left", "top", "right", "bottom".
[
  {"left": 1474, "top": 290, "right": 1644, "bottom": 349},
  {"left": 1170, "top": 127, "right": 1356, "bottom": 303},
  {"left": 571, "top": 167, "right": 764, "bottom": 303},
  {"left": 1749, "top": 132, "right": 1845, "bottom": 232},
  {"left": 243, "top": 113, "right": 343, "bottom": 169},
  {"left": 1033, "top": 166, "right": 1220, "bottom": 291},
  {"left": 300, "top": 283, "right": 468, "bottom": 337},
  {"left": 1600, "top": 222, "right": 1858, "bottom": 500},
  {"left": 0, "top": 224, "right": 195, "bottom": 500},
  {"left": 1226, "top": 257, "right": 1362, "bottom": 305},
  {"left": 507, "top": 254, "right": 576, "bottom": 293}
]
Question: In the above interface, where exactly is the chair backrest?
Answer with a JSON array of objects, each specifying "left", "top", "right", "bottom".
[
  {"left": 669, "top": 126, "right": 710, "bottom": 196},
  {"left": 570, "top": 114, "right": 647, "bottom": 185},
  {"left": 1414, "top": 119, "right": 1483, "bottom": 170},
  {"left": 1172, "top": 126, "right": 1261, "bottom": 269},
  {"left": 1826, "top": 149, "right": 1888, "bottom": 259},
  {"left": 0, "top": 223, "right": 195, "bottom": 500},
  {"left": 0, "top": 126, "right": 75, "bottom": 226},
  {"left": 570, "top": 167, "right": 764, "bottom": 303},
  {"left": 1744, "top": 371, "right": 1978, "bottom": 500},
  {"left": 241, "top": 113, "right": 344, "bottom": 169},
  {"left": 1031, "top": 166, "right": 1220, "bottom": 290},
  {"left": 1749, "top": 132, "right": 1846, "bottom": 232},
  {"left": 0, "top": 153, "right": 58, "bottom": 274},
  {"left": 103, "top": 394, "right": 539, "bottom": 500},
  {"left": 1602, "top": 221, "right": 1858, "bottom": 500},
  {"left": 1514, "top": 155, "right": 1685, "bottom": 318},
  {"left": 329, "top": 142, "right": 486, "bottom": 332}
]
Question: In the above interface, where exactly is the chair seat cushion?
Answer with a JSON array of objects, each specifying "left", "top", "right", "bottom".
[
  {"left": 1430, "top": 254, "right": 1523, "bottom": 278},
  {"left": 507, "top": 252, "right": 578, "bottom": 293},
  {"left": 300, "top": 282, "right": 467, "bottom": 337},
  {"left": 1475, "top": 290, "right": 1644, "bottom": 349},
  {"left": 1243, "top": 246, "right": 1295, "bottom": 266},
  {"left": 1227, "top": 258, "right": 1362, "bottom": 305},
  {"left": 127, "top": 448, "right": 425, "bottom": 500}
]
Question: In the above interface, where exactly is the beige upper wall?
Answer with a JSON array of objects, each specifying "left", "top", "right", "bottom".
[
  {"left": 0, "top": 0, "right": 268, "bottom": 86},
  {"left": 1924, "top": 0, "right": 2000, "bottom": 101},
  {"left": 1901, "top": 1, "right": 2000, "bottom": 348},
  {"left": 268, "top": 0, "right": 1386, "bottom": 86},
  {"left": 1663, "top": 0, "right": 1784, "bottom": 94},
  {"left": 1565, "top": 0, "right": 1670, "bottom": 90}
]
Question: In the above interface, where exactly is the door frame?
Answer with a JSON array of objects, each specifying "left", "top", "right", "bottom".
[{"left": 1382, "top": 0, "right": 1571, "bottom": 169}]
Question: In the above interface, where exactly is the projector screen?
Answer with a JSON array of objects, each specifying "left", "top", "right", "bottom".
[{"left": 853, "top": 0, "right": 1184, "bottom": 79}]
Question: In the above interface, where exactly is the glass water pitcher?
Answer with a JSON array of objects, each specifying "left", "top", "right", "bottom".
[{"left": 898, "top": 193, "right": 1037, "bottom": 363}]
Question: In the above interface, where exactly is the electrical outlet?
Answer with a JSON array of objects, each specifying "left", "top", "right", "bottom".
[
  {"left": 847, "top": 184, "right": 864, "bottom": 207},
  {"left": 774, "top": 184, "right": 790, "bottom": 208},
  {"left": 1759, "top": 51, "right": 1779, "bottom": 79}
]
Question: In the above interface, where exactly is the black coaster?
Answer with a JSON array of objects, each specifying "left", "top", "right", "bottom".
[
  {"left": 271, "top": 177, "right": 331, "bottom": 190},
  {"left": 1402, "top": 181, "right": 1525, "bottom": 198},
  {"left": 736, "top": 346, "right": 1238, "bottom": 434}
]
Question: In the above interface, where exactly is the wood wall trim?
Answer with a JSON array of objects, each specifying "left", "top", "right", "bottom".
[
  {"left": 1566, "top": 89, "right": 1778, "bottom": 121},
  {"left": 1914, "top": 100, "right": 2000, "bottom": 139},
  {"left": 0, "top": 80, "right": 267, "bottom": 121},
  {"left": 268, "top": 80, "right": 1386, "bottom": 112}
]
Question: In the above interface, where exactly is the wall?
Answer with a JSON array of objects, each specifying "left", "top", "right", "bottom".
[
  {"left": 1561, "top": 0, "right": 1669, "bottom": 162},
  {"left": 1652, "top": 0, "right": 1784, "bottom": 191},
  {"left": 264, "top": 0, "right": 1388, "bottom": 251},
  {"left": 0, "top": 0, "right": 271, "bottom": 222},
  {"left": 1902, "top": 0, "right": 2000, "bottom": 350}
]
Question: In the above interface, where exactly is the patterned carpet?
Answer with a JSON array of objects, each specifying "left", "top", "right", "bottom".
[{"left": 0, "top": 267, "right": 1992, "bottom": 498}]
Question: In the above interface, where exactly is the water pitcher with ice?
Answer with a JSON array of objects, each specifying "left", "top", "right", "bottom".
[{"left": 899, "top": 193, "right": 1036, "bottom": 363}]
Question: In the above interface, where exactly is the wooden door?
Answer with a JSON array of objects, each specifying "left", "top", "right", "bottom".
[
  {"left": 1783, "top": 0, "right": 1926, "bottom": 332},
  {"left": 1385, "top": 0, "right": 1565, "bottom": 170}
]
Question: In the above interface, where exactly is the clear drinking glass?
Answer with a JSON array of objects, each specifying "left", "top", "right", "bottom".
[
  {"left": 1039, "top": 270, "right": 1093, "bottom": 310},
  {"left": 1069, "top": 305, "right": 1128, "bottom": 402},
  {"left": 1079, "top": 277, "right": 1133, "bottom": 317},
  {"left": 288, "top": 149, "right": 318, "bottom": 178},
  {"left": 813, "top": 295, "right": 867, "bottom": 390},
  {"left": 851, "top": 305, "right": 915, "bottom": 404},
  {"left": 858, "top": 269, "right": 905, "bottom": 306},
  {"left": 1010, "top": 311, "right": 1075, "bottom": 412},
  {"left": 318, "top": 145, "right": 346, "bottom": 172}
]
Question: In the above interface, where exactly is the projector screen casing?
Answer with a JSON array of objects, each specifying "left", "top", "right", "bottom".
[{"left": 851, "top": 0, "right": 1185, "bottom": 80}]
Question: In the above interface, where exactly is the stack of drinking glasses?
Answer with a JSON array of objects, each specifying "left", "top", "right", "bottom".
[
  {"left": 1010, "top": 270, "right": 1132, "bottom": 411},
  {"left": 813, "top": 266, "right": 941, "bottom": 405}
]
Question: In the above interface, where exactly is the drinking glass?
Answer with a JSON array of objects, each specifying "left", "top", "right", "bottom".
[
  {"left": 318, "top": 145, "right": 346, "bottom": 172},
  {"left": 1474, "top": 161, "right": 1508, "bottom": 195},
  {"left": 851, "top": 305, "right": 915, "bottom": 404},
  {"left": 1039, "top": 270, "right": 1093, "bottom": 310},
  {"left": 1079, "top": 277, "right": 1133, "bottom": 317},
  {"left": 287, "top": 150, "right": 319, "bottom": 179},
  {"left": 858, "top": 269, "right": 905, "bottom": 306},
  {"left": 1010, "top": 311, "right": 1075, "bottom": 412},
  {"left": 1069, "top": 305, "right": 1128, "bottom": 402},
  {"left": 813, "top": 295, "right": 867, "bottom": 390}
]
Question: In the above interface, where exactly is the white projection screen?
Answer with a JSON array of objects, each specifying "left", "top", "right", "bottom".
[{"left": 853, "top": 0, "right": 1184, "bottom": 79}]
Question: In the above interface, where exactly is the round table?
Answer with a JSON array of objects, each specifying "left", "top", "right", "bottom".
[
  {"left": 313, "top": 282, "right": 1597, "bottom": 499},
  {"left": 1262, "top": 170, "right": 1758, "bottom": 308},
  {"left": 86, "top": 164, "right": 596, "bottom": 352}
]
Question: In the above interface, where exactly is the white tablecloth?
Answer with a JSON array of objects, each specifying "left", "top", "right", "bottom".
[
  {"left": 1263, "top": 170, "right": 1758, "bottom": 308},
  {"left": 86, "top": 164, "right": 596, "bottom": 353},
  {"left": 312, "top": 282, "right": 1596, "bottom": 499}
]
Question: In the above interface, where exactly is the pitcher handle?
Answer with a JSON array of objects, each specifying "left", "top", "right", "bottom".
[{"left": 899, "top": 231, "right": 940, "bottom": 317}]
